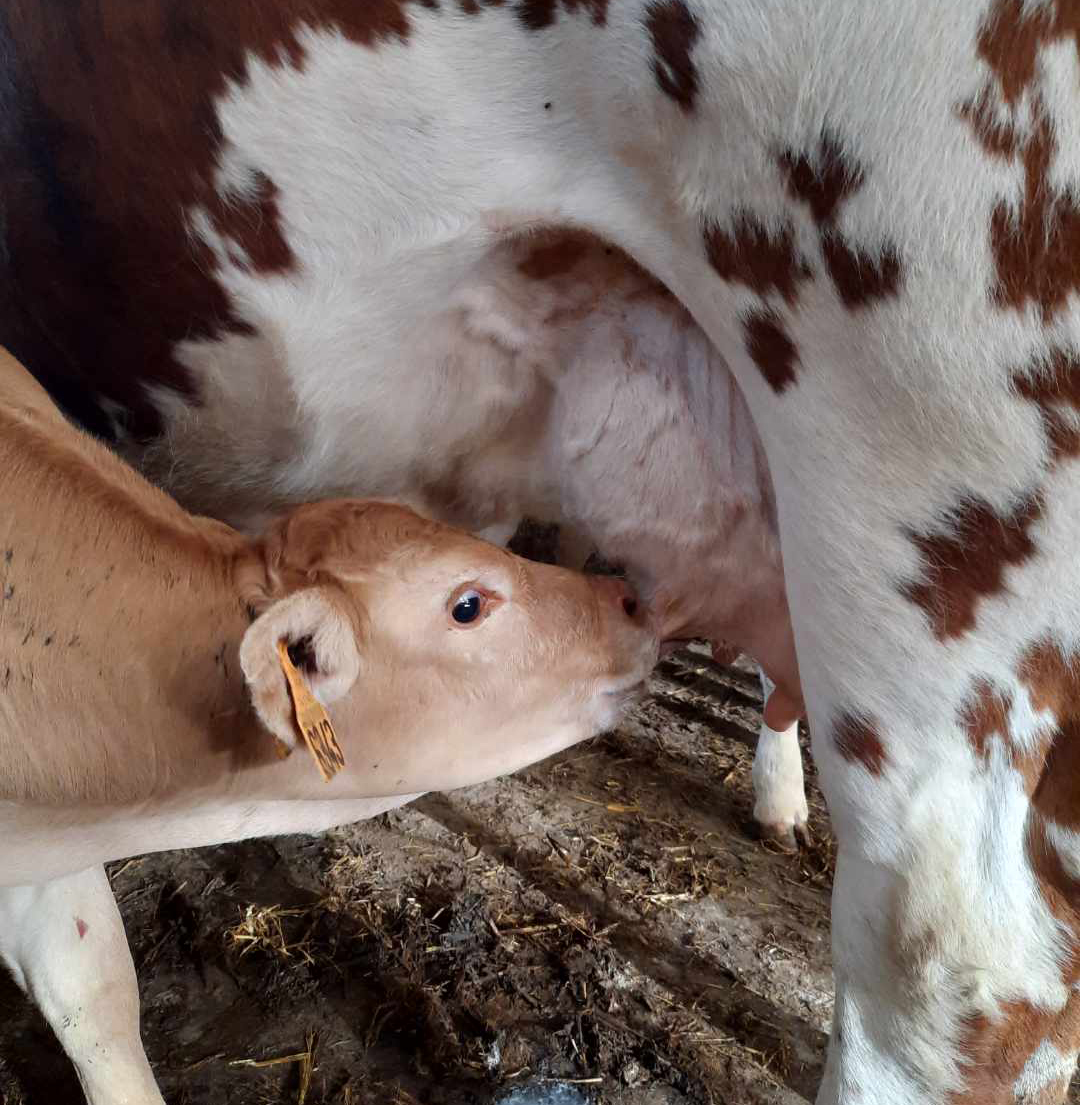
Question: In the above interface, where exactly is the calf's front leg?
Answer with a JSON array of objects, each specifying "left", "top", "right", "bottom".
[{"left": 0, "top": 865, "right": 164, "bottom": 1105}]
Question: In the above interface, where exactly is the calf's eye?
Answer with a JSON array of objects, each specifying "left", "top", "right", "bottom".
[{"left": 451, "top": 589, "right": 484, "bottom": 624}]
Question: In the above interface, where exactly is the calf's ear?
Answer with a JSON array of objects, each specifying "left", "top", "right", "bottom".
[{"left": 239, "top": 587, "right": 362, "bottom": 753}]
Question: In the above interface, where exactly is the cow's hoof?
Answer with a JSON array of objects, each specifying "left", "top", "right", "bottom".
[{"left": 758, "top": 818, "right": 810, "bottom": 852}]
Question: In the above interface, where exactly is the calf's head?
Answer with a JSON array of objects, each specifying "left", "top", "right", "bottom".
[{"left": 238, "top": 501, "right": 657, "bottom": 792}]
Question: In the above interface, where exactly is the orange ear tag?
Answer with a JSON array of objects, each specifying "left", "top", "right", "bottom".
[{"left": 276, "top": 639, "right": 346, "bottom": 782}]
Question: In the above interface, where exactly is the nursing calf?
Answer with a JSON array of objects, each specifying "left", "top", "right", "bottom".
[{"left": 0, "top": 347, "right": 657, "bottom": 1104}]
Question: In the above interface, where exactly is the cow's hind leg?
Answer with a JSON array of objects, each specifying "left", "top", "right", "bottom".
[
  {"left": 0, "top": 865, "right": 164, "bottom": 1105},
  {"left": 752, "top": 669, "right": 809, "bottom": 850}
]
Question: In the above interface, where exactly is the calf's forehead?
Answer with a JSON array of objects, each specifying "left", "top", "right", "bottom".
[{"left": 343, "top": 530, "right": 517, "bottom": 584}]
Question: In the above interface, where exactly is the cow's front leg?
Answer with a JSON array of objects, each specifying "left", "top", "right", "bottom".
[
  {"left": 0, "top": 865, "right": 164, "bottom": 1105},
  {"left": 752, "top": 669, "right": 809, "bottom": 850}
]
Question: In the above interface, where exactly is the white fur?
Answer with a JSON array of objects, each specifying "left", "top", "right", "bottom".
[
  {"left": 1015, "top": 1038, "right": 1078, "bottom": 1103},
  {"left": 0, "top": 867, "right": 165, "bottom": 1105},
  {"left": 753, "top": 672, "right": 808, "bottom": 842}
]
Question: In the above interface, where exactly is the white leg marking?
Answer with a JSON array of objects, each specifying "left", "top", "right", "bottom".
[
  {"left": 753, "top": 668, "right": 809, "bottom": 850},
  {"left": 0, "top": 866, "right": 164, "bottom": 1105}
]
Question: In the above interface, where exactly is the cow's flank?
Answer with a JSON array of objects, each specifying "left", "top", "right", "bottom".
[{"left": 9, "top": 0, "right": 1080, "bottom": 1100}]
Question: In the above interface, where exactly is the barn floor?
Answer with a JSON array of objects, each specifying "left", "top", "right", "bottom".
[{"left": 2, "top": 648, "right": 1077, "bottom": 1104}]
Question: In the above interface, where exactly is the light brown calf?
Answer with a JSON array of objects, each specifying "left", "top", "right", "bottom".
[{"left": 0, "top": 346, "right": 656, "bottom": 1104}]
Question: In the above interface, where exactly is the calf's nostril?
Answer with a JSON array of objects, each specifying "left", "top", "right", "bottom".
[{"left": 622, "top": 596, "right": 638, "bottom": 619}]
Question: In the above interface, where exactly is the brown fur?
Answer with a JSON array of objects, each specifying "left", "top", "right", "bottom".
[
  {"left": 0, "top": 347, "right": 257, "bottom": 802},
  {"left": 702, "top": 212, "right": 813, "bottom": 305},
  {"left": 1013, "top": 349, "right": 1080, "bottom": 463},
  {"left": 958, "top": 1, "right": 1080, "bottom": 323},
  {"left": 833, "top": 711, "right": 887, "bottom": 776},
  {"left": 516, "top": 0, "right": 608, "bottom": 32},
  {"left": 947, "top": 638, "right": 1080, "bottom": 1101},
  {"left": 901, "top": 494, "right": 1042, "bottom": 641},
  {"left": 948, "top": 823, "right": 1080, "bottom": 1103},
  {"left": 779, "top": 131, "right": 865, "bottom": 228},
  {"left": 742, "top": 308, "right": 800, "bottom": 395},
  {"left": 644, "top": 0, "right": 701, "bottom": 112},
  {"left": 958, "top": 678, "right": 1014, "bottom": 761}
]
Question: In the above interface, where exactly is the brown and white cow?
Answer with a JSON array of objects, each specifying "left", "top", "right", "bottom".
[
  {"left": 5, "top": 0, "right": 1080, "bottom": 1100},
  {"left": 0, "top": 346, "right": 656, "bottom": 1103}
]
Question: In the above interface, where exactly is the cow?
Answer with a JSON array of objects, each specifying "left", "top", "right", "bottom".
[
  {"left": 3, "top": 0, "right": 1079, "bottom": 1100},
  {"left": 0, "top": 345, "right": 657, "bottom": 1104}
]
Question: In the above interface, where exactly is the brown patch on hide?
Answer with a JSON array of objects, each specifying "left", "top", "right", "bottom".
[
  {"left": 1013, "top": 349, "right": 1080, "bottom": 463},
  {"left": 779, "top": 131, "right": 864, "bottom": 228},
  {"left": 820, "top": 235, "right": 902, "bottom": 309},
  {"left": 0, "top": 0, "right": 440, "bottom": 437},
  {"left": 959, "top": 678, "right": 1013, "bottom": 760},
  {"left": 644, "top": 0, "right": 701, "bottom": 112},
  {"left": 742, "top": 308, "right": 799, "bottom": 394},
  {"left": 703, "top": 214, "right": 812, "bottom": 305},
  {"left": 901, "top": 495, "right": 1041, "bottom": 641},
  {"left": 988, "top": 106, "right": 1080, "bottom": 324},
  {"left": 833, "top": 712, "right": 887, "bottom": 775},
  {"left": 957, "top": 93, "right": 1020, "bottom": 161},
  {"left": 517, "top": 0, "right": 608, "bottom": 31},
  {"left": 975, "top": 0, "right": 1080, "bottom": 108}
]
